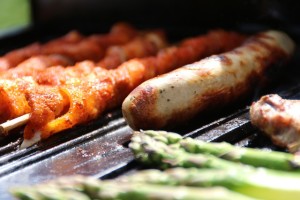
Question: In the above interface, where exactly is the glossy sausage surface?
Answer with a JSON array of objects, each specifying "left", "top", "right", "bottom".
[{"left": 122, "top": 30, "right": 295, "bottom": 130}]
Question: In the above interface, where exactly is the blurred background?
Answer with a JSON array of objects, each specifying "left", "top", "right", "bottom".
[
  {"left": 0, "top": 0, "right": 299, "bottom": 45},
  {"left": 0, "top": 0, "right": 31, "bottom": 38},
  {"left": 0, "top": 0, "right": 299, "bottom": 31}
]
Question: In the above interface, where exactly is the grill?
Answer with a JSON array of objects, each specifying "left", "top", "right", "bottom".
[{"left": 0, "top": 0, "right": 300, "bottom": 199}]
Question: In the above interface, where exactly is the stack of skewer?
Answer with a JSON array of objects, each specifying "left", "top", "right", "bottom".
[{"left": 0, "top": 22, "right": 246, "bottom": 148}]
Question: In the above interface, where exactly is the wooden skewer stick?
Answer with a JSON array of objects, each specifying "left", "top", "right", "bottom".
[{"left": 0, "top": 113, "right": 30, "bottom": 136}]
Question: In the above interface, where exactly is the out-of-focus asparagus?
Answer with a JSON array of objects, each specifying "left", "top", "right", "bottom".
[
  {"left": 139, "top": 130, "right": 300, "bottom": 171},
  {"left": 120, "top": 167, "right": 300, "bottom": 200},
  {"left": 11, "top": 176, "right": 94, "bottom": 200},
  {"left": 11, "top": 176, "right": 257, "bottom": 200},
  {"left": 129, "top": 131, "right": 300, "bottom": 200},
  {"left": 12, "top": 186, "right": 91, "bottom": 200}
]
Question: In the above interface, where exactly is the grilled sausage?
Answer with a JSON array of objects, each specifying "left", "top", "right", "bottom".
[{"left": 122, "top": 30, "right": 295, "bottom": 130}]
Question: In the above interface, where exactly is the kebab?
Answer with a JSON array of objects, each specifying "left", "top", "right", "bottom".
[
  {"left": 0, "top": 31, "right": 81, "bottom": 71},
  {"left": 0, "top": 55, "right": 73, "bottom": 79},
  {"left": 97, "top": 30, "right": 166, "bottom": 69},
  {"left": 0, "top": 31, "right": 167, "bottom": 80},
  {"left": 122, "top": 30, "right": 295, "bottom": 130},
  {"left": 0, "top": 22, "right": 137, "bottom": 71},
  {"left": 0, "top": 30, "right": 246, "bottom": 147},
  {"left": 0, "top": 30, "right": 168, "bottom": 125}
]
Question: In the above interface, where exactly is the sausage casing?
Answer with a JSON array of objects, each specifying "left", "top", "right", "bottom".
[{"left": 122, "top": 30, "right": 295, "bottom": 130}]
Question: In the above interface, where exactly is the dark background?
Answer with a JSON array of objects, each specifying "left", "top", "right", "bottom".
[
  {"left": 1, "top": 0, "right": 299, "bottom": 52},
  {"left": 31, "top": 0, "right": 299, "bottom": 31}
]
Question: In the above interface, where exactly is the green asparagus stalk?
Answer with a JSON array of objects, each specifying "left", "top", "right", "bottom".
[
  {"left": 11, "top": 176, "right": 94, "bottom": 200},
  {"left": 181, "top": 137, "right": 300, "bottom": 171},
  {"left": 91, "top": 182, "right": 256, "bottom": 200},
  {"left": 131, "top": 131, "right": 300, "bottom": 173},
  {"left": 121, "top": 167, "right": 300, "bottom": 200},
  {"left": 11, "top": 176, "right": 257, "bottom": 200},
  {"left": 129, "top": 131, "right": 300, "bottom": 200},
  {"left": 12, "top": 186, "right": 91, "bottom": 200},
  {"left": 139, "top": 130, "right": 300, "bottom": 171},
  {"left": 130, "top": 131, "right": 251, "bottom": 170}
]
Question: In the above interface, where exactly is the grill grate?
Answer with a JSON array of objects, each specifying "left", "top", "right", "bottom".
[{"left": 0, "top": 27, "right": 300, "bottom": 200}]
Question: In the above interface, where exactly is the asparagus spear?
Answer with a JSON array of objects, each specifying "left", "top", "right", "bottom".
[
  {"left": 130, "top": 131, "right": 251, "bottom": 170},
  {"left": 121, "top": 167, "right": 300, "bottom": 200},
  {"left": 11, "top": 176, "right": 256, "bottom": 200},
  {"left": 139, "top": 130, "right": 300, "bottom": 171},
  {"left": 130, "top": 131, "right": 300, "bottom": 173},
  {"left": 11, "top": 175, "right": 94, "bottom": 200},
  {"left": 12, "top": 186, "right": 91, "bottom": 200},
  {"left": 181, "top": 137, "right": 300, "bottom": 171},
  {"left": 129, "top": 131, "right": 300, "bottom": 200}
]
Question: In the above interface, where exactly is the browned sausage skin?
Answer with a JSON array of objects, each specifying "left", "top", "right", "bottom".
[{"left": 122, "top": 30, "right": 295, "bottom": 130}]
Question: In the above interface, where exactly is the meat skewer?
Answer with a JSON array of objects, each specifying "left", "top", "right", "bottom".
[
  {"left": 122, "top": 30, "right": 295, "bottom": 130},
  {"left": 0, "top": 77, "right": 36, "bottom": 123},
  {"left": 0, "top": 30, "right": 246, "bottom": 147},
  {"left": 0, "top": 28, "right": 163, "bottom": 126},
  {"left": 0, "top": 30, "right": 83, "bottom": 71},
  {"left": 0, "top": 77, "right": 70, "bottom": 124},
  {"left": 0, "top": 22, "right": 137, "bottom": 71},
  {"left": 0, "top": 31, "right": 167, "bottom": 80},
  {"left": 0, "top": 31, "right": 167, "bottom": 123},
  {"left": 97, "top": 30, "right": 167, "bottom": 69},
  {"left": 250, "top": 94, "right": 300, "bottom": 153},
  {"left": 0, "top": 54, "right": 73, "bottom": 79}
]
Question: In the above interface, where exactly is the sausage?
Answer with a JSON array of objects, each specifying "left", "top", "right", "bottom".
[{"left": 122, "top": 30, "right": 295, "bottom": 130}]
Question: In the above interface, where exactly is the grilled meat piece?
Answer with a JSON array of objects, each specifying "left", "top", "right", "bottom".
[
  {"left": 97, "top": 31, "right": 167, "bottom": 69},
  {"left": 0, "top": 22, "right": 137, "bottom": 71},
  {"left": 122, "top": 30, "right": 295, "bottom": 130},
  {"left": 0, "top": 31, "right": 167, "bottom": 81},
  {"left": 0, "top": 55, "right": 73, "bottom": 79},
  {"left": 250, "top": 94, "right": 300, "bottom": 153},
  {"left": 0, "top": 78, "right": 35, "bottom": 123}
]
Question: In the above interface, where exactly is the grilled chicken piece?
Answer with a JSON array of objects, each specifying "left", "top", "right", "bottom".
[
  {"left": 0, "top": 31, "right": 82, "bottom": 71},
  {"left": 0, "top": 31, "right": 167, "bottom": 81},
  {"left": 0, "top": 78, "right": 35, "bottom": 123},
  {"left": 97, "top": 30, "right": 167, "bottom": 69},
  {"left": 0, "top": 22, "right": 137, "bottom": 71},
  {"left": 0, "top": 55, "right": 73, "bottom": 79},
  {"left": 0, "top": 77, "right": 69, "bottom": 125},
  {"left": 250, "top": 94, "right": 300, "bottom": 153}
]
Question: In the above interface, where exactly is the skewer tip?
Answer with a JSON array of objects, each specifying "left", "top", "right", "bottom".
[{"left": 20, "top": 131, "right": 41, "bottom": 149}]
